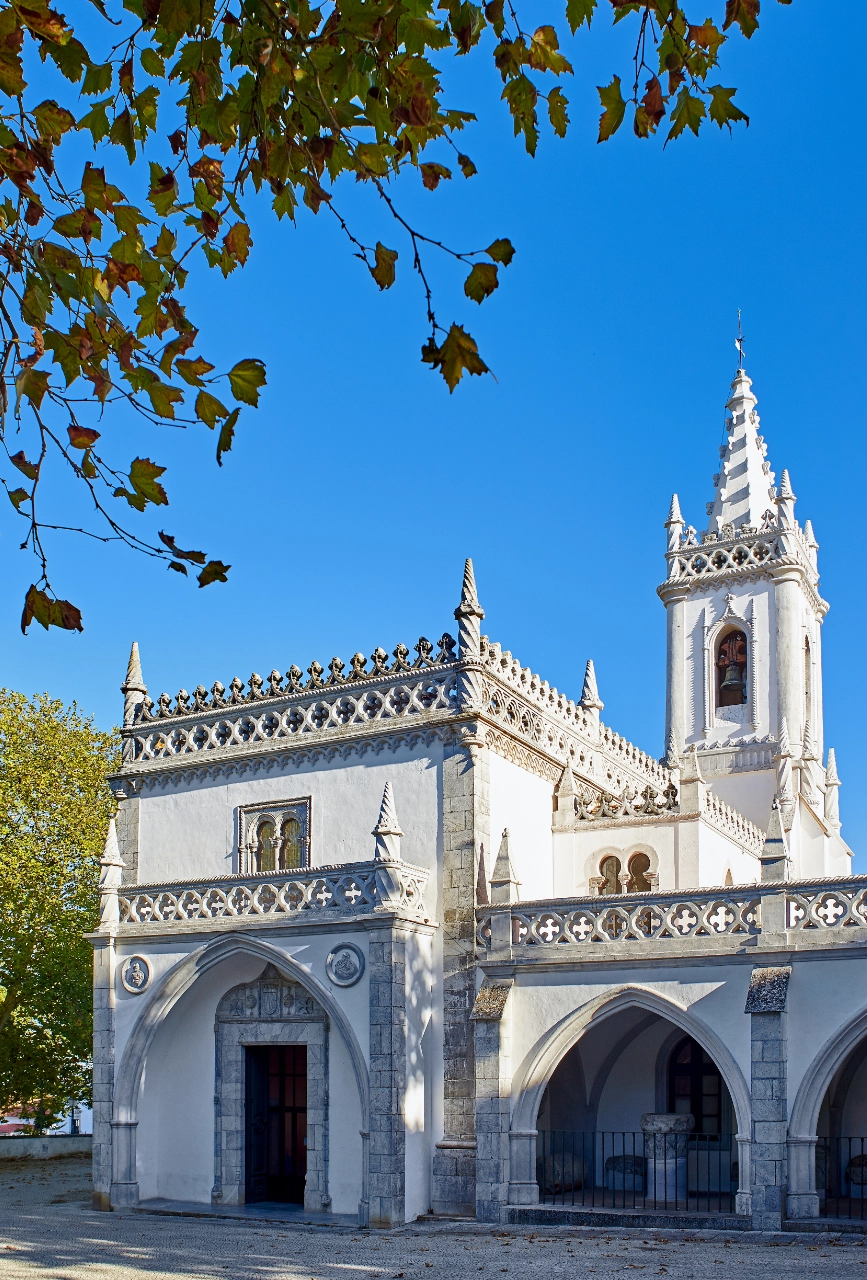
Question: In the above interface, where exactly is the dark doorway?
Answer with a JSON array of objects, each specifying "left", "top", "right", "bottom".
[{"left": 245, "top": 1044, "right": 307, "bottom": 1204}]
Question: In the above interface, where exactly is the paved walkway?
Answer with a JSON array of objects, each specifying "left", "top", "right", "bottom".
[{"left": 2, "top": 1159, "right": 867, "bottom": 1280}]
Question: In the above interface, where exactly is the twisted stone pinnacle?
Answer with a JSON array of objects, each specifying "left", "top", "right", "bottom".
[
  {"left": 122, "top": 641, "right": 146, "bottom": 693},
  {"left": 373, "top": 781, "right": 403, "bottom": 837},
  {"left": 579, "top": 659, "right": 603, "bottom": 711},
  {"left": 666, "top": 493, "right": 684, "bottom": 526},
  {"left": 101, "top": 817, "right": 124, "bottom": 867}
]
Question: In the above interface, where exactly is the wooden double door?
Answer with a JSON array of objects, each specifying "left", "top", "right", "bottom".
[{"left": 245, "top": 1044, "right": 307, "bottom": 1204}]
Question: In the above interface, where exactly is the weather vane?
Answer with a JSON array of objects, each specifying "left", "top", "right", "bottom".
[{"left": 735, "top": 310, "right": 746, "bottom": 369}]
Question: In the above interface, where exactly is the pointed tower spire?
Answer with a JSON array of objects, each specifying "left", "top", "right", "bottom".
[
  {"left": 825, "top": 748, "right": 841, "bottom": 828},
  {"left": 99, "top": 818, "right": 125, "bottom": 925},
  {"left": 372, "top": 781, "right": 403, "bottom": 862},
  {"left": 454, "top": 557, "right": 485, "bottom": 660},
  {"left": 802, "top": 718, "right": 817, "bottom": 762},
  {"left": 489, "top": 829, "right": 521, "bottom": 904},
  {"left": 705, "top": 367, "right": 776, "bottom": 535},
  {"left": 760, "top": 799, "right": 790, "bottom": 884},
  {"left": 121, "top": 641, "right": 147, "bottom": 727}
]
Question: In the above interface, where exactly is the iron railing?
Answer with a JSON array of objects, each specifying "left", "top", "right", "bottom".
[
  {"left": 818, "top": 1137, "right": 867, "bottom": 1220},
  {"left": 536, "top": 1130, "right": 737, "bottom": 1214}
]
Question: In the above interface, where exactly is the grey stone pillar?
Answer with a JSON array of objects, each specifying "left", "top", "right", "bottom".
[
  {"left": 91, "top": 934, "right": 115, "bottom": 1211},
  {"left": 368, "top": 922, "right": 408, "bottom": 1228},
  {"left": 473, "top": 981, "right": 512, "bottom": 1222},
  {"left": 432, "top": 730, "right": 490, "bottom": 1215},
  {"left": 746, "top": 966, "right": 792, "bottom": 1231}
]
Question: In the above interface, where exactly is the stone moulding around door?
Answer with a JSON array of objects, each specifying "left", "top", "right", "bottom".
[{"left": 213, "top": 964, "right": 329, "bottom": 1212}]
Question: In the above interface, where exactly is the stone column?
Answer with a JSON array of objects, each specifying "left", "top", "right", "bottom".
[
  {"left": 368, "top": 922, "right": 408, "bottom": 1228},
  {"left": 745, "top": 966, "right": 792, "bottom": 1231},
  {"left": 473, "top": 981, "right": 513, "bottom": 1222},
  {"left": 773, "top": 572, "right": 803, "bottom": 752},
  {"left": 786, "top": 1135, "right": 819, "bottom": 1219},
  {"left": 91, "top": 934, "right": 115, "bottom": 1211},
  {"left": 431, "top": 731, "right": 490, "bottom": 1215},
  {"left": 664, "top": 586, "right": 688, "bottom": 755}
]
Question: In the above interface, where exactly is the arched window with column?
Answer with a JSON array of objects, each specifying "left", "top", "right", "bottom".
[
  {"left": 598, "top": 855, "right": 621, "bottom": 895},
  {"left": 716, "top": 630, "right": 748, "bottom": 709}
]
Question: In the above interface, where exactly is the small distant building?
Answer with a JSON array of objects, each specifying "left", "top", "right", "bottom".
[{"left": 92, "top": 362, "right": 866, "bottom": 1230}]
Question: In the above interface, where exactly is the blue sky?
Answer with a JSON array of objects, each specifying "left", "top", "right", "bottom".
[{"left": 2, "top": 1, "right": 866, "bottom": 862}]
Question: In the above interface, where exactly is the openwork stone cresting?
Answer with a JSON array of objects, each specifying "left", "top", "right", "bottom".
[{"left": 118, "top": 860, "right": 429, "bottom": 924}]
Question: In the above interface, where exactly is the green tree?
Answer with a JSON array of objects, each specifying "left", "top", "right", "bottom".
[
  {"left": 0, "top": 690, "right": 118, "bottom": 1130},
  {"left": 0, "top": 0, "right": 783, "bottom": 628}
]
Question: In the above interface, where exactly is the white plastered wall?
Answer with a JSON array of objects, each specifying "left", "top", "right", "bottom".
[
  {"left": 488, "top": 752, "right": 555, "bottom": 901},
  {"left": 404, "top": 929, "right": 435, "bottom": 1222},
  {"left": 136, "top": 743, "right": 445, "bottom": 888}
]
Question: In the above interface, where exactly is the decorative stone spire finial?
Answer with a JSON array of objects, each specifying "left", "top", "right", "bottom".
[
  {"left": 121, "top": 641, "right": 147, "bottom": 728},
  {"left": 489, "top": 829, "right": 521, "bottom": 905},
  {"left": 825, "top": 749, "right": 841, "bottom": 828},
  {"left": 804, "top": 519, "right": 817, "bottom": 548},
  {"left": 99, "top": 818, "right": 125, "bottom": 925},
  {"left": 579, "top": 660, "right": 603, "bottom": 711},
  {"left": 677, "top": 745, "right": 706, "bottom": 814},
  {"left": 760, "top": 800, "right": 789, "bottom": 884},
  {"left": 776, "top": 716, "right": 793, "bottom": 759},
  {"left": 775, "top": 468, "right": 797, "bottom": 530},
  {"left": 372, "top": 782, "right": 403, "bottom": 863},
  {"left": 665, "top": 494, "right": 684, "bottom": 552},
  {"left": 454, "top": 557, "right": 485, "bottom": 654},
  {"left": 664, "top": 728, "right": 680, "bottom": 769},
  {"left": 802, "top": 719, "right": 818, "bottom": 762}
]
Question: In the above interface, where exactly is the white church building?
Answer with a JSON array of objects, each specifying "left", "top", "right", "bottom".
[{"left": 92, "top": 363, "right": 867, "bottom": 1231}]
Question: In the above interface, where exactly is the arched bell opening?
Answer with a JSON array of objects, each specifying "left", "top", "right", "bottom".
[
  {"left": 716, "top": 629, "right": 748, "bottom": 709},
  {"left": 534, "top": 1008, "right": 739, "bottom": 1215},
  {"left": 814, "top": 1035, "right": 867, "bottom": 1220}
]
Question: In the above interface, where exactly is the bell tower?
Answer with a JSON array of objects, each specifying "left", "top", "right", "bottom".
[{"left": 658, "top": 360, "right": 850, "bottom": 877}]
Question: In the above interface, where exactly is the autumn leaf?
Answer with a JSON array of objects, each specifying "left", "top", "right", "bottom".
[
  {"left": 666, "top": 87, "right": 706, "bottom": 141},
  {"left": 688, "top": 20, "right": 725, "bottom": 54},
  {"left": 33, "top": 100, "right": 76, "bottom": 142},
  {"left": 126, "top": 457, "right": 168, "bottom": 508},
  {"left": 67, "top": 426, "right": 100, "bottom": 449},
  {"left": 420, "top": 162, "right": 452, "bottom": 191},
  {"left": 371, "top": 242, "right": 398, "bottom": 290},
  {"left": 423, "top": 323, "right": 490, "bottom": 392},
  {"left": 548, "top": 87, "right": 569, "bottom": 137},
  {"left": 158, "top": 531, "right": 207, "bottom": 564},
  {"left": 708, "top": 84, "right": 749, "bottom": 130},
  {"left": 10, "top": 451, "right": 39, "bottom": 481},
  {"left": 597, "top": 75, "right": 626, "bottom": 142},
  {"left": 528, "top": 26, "right": 572, "bottom": 75},
  {"left": 566, "top": 0, "right": 596, "bottom": 31},
  {"left": 457, "top": 153, "right": 477, "bottom": 178},
  {"left": 175, "top": 356, "right": 215, "bottom": 386},
  {"left": 8, "top": 487, "right": 29, "bottom": 510},
  {"left": 723, "top": 0, "right": 760, "bottom": 38},
  {"left": 195, "top": 389, "right": 229, "bottom": 427},
  {"left": 227, "top": 358, "right": 266, "bottom": 406},
  {"left": 14, "top": 368, "right": 49, "bottom": 410},
  {"left": 223, "top": 222, "right": 251, "bottom": 265},
  {"left": 21, "top": 585, "right": 83, "bottom": 634},
  {"left": 216, "top": 407, "right": 240, "bottom": 466},
  {"left": 198, "top": 559, "right": 231, "bottom": 587},
  {"left": 464, "top": 262, "right": 498, "bottom": 304},
  {"left": 486, "top": 238, "right": 515, "bottom": 265}
]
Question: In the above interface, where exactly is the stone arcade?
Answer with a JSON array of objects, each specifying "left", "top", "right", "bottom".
[{"left": 93, "top": 362, "right": 867, "bottom": 1231}]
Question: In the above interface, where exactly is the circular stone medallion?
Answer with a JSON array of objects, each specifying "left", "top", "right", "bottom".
[
  {"left": 121, "top": 955, "right": 151, "bottom": 994},
  {"left": 325, "top": 943, "right": 365, "bottom": 988}
]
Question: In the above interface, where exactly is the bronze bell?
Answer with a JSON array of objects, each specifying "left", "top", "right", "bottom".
[{"left": 720, "top": 662, "right": 744, "bottom": 695}]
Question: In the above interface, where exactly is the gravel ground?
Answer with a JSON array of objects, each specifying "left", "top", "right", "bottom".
[{"left": 1, "top": 1160, "right": 867, "bottom": 1280}]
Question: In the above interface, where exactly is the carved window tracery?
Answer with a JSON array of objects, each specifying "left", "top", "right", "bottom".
[{"left": 240, "top": 800, "right": 311, "bottom": 875}]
